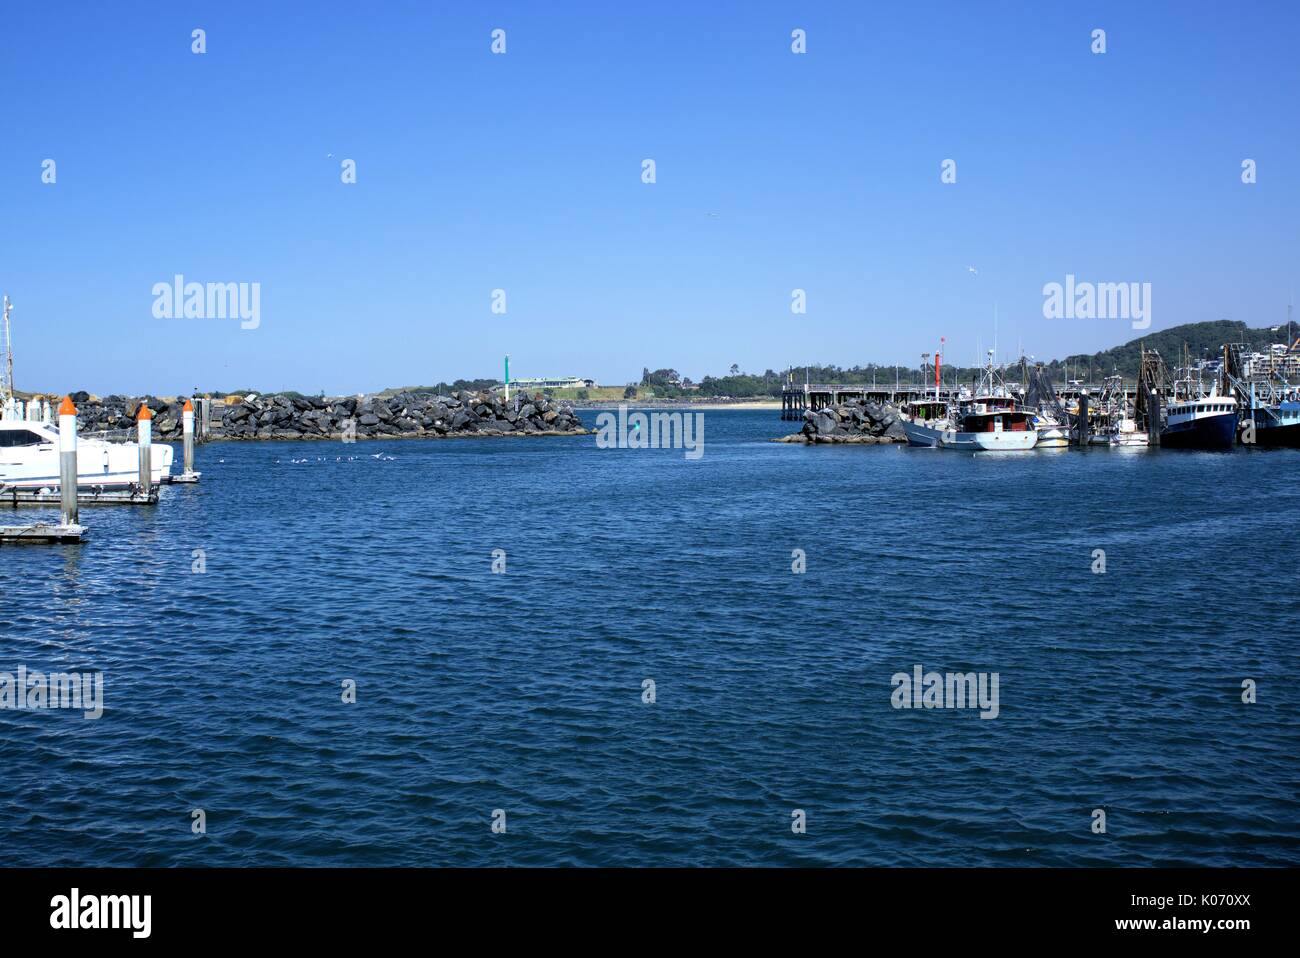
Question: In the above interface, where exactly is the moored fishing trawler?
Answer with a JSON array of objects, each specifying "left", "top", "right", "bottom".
[
  {"left": 1248, "top": 397, "right": 1300, "bottom": 446},
  {"left": 902, "top": 349, "right": 1038, "bottom": 451},
  {"left": 899, "top": 398, "right": 951, "bottom": 442},
  {"left": 1090, "top": 416, "right": 1148, "bottom": 447},
  {"left": 900, "top": 341, "right": 955, "bottom": 447},
  {"left": 1087, "top": 375, "right": 1148, "bottom": 448},
  {"left": 1021, "top": 362, "right": 1068, "bottom": 448},
  {"left": 1240, "top": 381, "right": 1300, "bottom": 447},
  {"left": 1160, "top": 385, "right": 1238, "bottom": 450}
]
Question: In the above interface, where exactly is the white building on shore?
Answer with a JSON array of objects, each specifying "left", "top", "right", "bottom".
[{"left": 494, "top": 376, "right": 596, "bottom": 392}]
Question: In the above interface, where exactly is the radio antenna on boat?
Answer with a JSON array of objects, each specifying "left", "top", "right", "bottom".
[{"left": 1, "top": 295, "right": 13, "bottom": 404}]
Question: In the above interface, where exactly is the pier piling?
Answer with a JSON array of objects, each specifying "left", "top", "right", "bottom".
[
  {"left": 137, "top": 402, "right": 153, "bottom": 496},
  {"left": 174, "top": 399, "right": 201, "bottom": 483},
  {"left": 58, "top": 395, "right": 78, "bottom": 526}
]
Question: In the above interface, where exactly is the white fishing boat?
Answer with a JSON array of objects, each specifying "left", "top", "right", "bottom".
[
  {"left": 899, "top": 398, "right": 951, "bottom": 438},
  {"left": 903, "top": 349, "right": 1038, "bottom": 451},
  {"left": 1086, "top": 375, "right": 1149, "bottom": 447},
  {"left": 1089, "top": 419, "right": 1149, "bottom": 447},
  {"left": 1021, "top": 362, "right": 1070, "bottom": 448},
  {"left": 0, "top": 296, "right": 173, "bottom": 490}
]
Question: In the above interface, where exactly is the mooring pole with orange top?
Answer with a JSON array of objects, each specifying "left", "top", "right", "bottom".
[
  {"left": 58, "top": 395, "right": 78, "bottom": 526},
  {"left": 173, "top": 398, "right": 201, "bottom": 482},
  {"left": 137, "top": 402, "right": 153, "bottom": 495},
  {"left": 182, "top": 399, "right": 195, "bottom": 475}
]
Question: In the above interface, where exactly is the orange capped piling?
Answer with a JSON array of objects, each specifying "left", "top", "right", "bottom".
[
  {"left": 137, "top": 400, "right": 153, "bottom": 494},
  {"left": 58, "top": 395, "right": 79, "bottom": 525}
]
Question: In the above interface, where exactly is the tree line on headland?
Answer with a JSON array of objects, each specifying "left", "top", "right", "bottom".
[
  {"left": 182, "top": 320, "right": 1291, "bottom": 402},
  {"left": 634, "top": 320, "right": 1292, "bottom": 398}
]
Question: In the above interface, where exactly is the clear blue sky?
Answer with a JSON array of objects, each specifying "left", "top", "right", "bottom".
[{"left": 2, "top": 1, "right": 1297, "bottom": 395}]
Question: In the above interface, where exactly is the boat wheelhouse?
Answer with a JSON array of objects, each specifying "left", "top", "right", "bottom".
[{"left": 901, "top": 399, "right": 950, "bottom": 427}]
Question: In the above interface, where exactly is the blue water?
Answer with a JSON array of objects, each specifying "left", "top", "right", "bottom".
[{"left": 2, "top": 410, "right": 1297, "bottom": 866}]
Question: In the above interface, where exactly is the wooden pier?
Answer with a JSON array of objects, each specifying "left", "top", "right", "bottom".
[
  {"left": 0, "top": 522, "right": 85, "bottom": 544},
  {"left": 0, "top": 485, "right": 159, "bottom": 507},
  {"left": 780, "top": 381, "right": 1120, "bottom": 419},
  {"left": 782, "top": 383, "right": 971, "bottom": 419}
]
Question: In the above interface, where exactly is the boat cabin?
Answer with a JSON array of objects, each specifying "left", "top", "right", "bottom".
[
  {"left": 960, "top": 409, "right": 1034, "bottom": 433},
  {"left": 0, "top": 422, "right": 56, "bottom": 447},
  {"left": 903, "top": 400, "right": 949, "bottom": 423},
  {"left": 1167, "top": 396, "right": 1237, "bottom": 423}
]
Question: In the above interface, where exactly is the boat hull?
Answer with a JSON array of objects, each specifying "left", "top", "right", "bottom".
[
  {"left": 1088, "top": 431, "right": 1149, "bottom": 448},
  {"left": 0, "top": 442, "right": 174, "bottom": 490},
  {"left": 1160, "top": 412, "right": 1238, "bottom": 450},
  {"left": 904, "top": 419, "right": 1037, "bottom": 451},
  {"left": 1247, "top": 412, "right": 1300, "bottom": 447},
  {"left": 902, "top": 420, "right": 941, "bottom": 447},
  {"left": 1035, "top": 426, "right": 1069, "bottom": 448}
]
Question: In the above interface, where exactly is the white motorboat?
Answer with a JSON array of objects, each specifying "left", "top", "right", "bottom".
[{"left": 0, "top": 417, "right": 173, "bottom": 490}]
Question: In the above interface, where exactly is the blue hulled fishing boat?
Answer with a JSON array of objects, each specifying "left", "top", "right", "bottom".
[
  {"left": 1160, "top": 389, "right": 1239, "bottom": 450},
  {"left": 1245, "top": 394, "right": 1300, "bottom": 447}
]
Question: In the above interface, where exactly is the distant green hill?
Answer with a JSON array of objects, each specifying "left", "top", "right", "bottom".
[{"left": 1043, "top": 320, "right": 1289, "bottom": 381}]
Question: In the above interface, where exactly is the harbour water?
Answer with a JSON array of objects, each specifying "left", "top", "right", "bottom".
[{"left": 1, "top": 410, "right": 1296, "bottom": 866}]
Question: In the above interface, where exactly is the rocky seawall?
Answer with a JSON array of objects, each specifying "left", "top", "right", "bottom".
[
  {"left": 775, "top": 399, "right": 907, "bottom": 444},
  {"left": 64, "top": 390, "right": 589, "bottom": 441}
]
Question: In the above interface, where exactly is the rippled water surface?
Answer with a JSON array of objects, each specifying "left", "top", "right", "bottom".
[{"left": 2, "top": 410, "right": 1297, "bottom": 866}]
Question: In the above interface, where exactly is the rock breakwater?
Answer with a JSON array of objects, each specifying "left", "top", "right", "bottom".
[
  {"left": 775, "top": 399, "right": 908, "bottom": 444},
  {"left": 64, "top": 389, "right": 588, "bottom": 441}
]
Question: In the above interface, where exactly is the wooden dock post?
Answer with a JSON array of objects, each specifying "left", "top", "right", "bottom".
[
  {"left": 58, "top": 395, "right": 78, "bottom": 526},
  {"left": 137, "top": 402, "right": 153, "bottom": 496}
]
